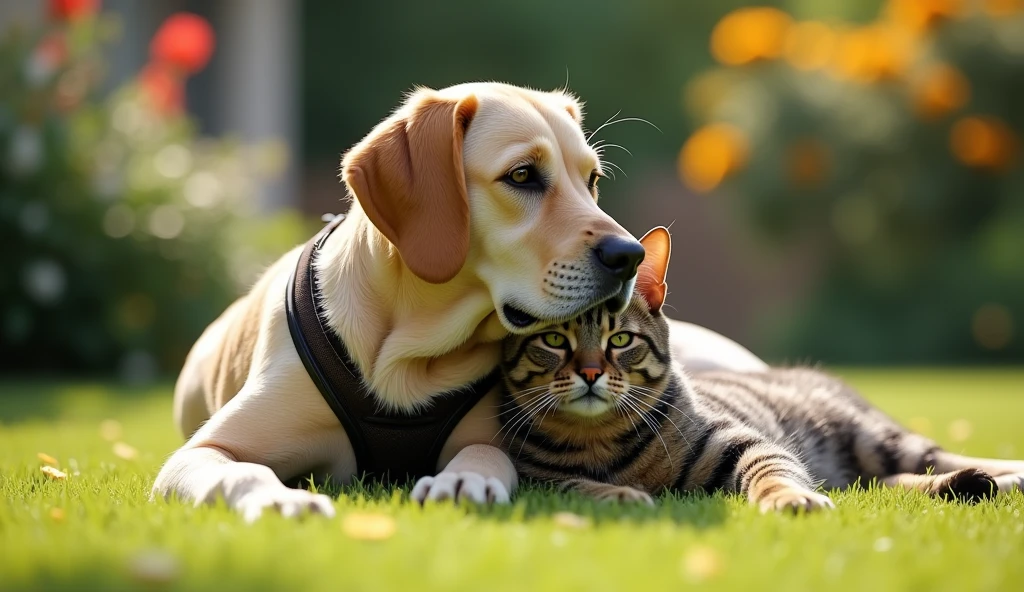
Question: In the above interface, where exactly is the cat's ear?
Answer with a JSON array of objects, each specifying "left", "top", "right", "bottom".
[{"left": 636, "top": 227, "right": 671, "bottom": 312}]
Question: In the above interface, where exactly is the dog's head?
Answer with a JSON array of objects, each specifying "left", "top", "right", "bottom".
[{"left": 342, "top": 82, "right": 644, "bottom": 334}]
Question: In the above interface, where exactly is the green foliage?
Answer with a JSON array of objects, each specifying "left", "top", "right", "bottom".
[
  {"left": 0, "top": 16, "right": 310, "bottom": 376},
  {"left": 1, "top": 370, "right": 1023, "bottom": 591},
  {"left": 687, "top": 6, "right": 1024, "bottom": 363}
]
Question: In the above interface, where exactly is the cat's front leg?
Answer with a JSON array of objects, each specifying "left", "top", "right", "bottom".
[
  {"left": 751, "top": 477, "right": 835, "bottom": 513},
  {"left": 733, "top": 443, "right": 835, "bottom": 513},
  {"left": 558, "top": 478, "right": 655, "bottom": 505}
]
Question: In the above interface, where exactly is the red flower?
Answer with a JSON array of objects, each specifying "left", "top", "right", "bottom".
[
  {"left": 150, "top": 13, "right": 215, "bottom": 74},
  {"left": 139, "top": 63, "right": 183, "bottom": 115},
  {"left": 49, "top": 0, "right": 99, "bottom": 21}
]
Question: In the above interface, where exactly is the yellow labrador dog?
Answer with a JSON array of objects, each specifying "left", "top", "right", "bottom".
[{"left": 153, "top": 82, "right": 765, "bottom": 521}]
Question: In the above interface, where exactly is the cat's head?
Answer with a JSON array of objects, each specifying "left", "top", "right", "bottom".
[{"left": 501, "top": 227, "right": 672, "bottom": 421}]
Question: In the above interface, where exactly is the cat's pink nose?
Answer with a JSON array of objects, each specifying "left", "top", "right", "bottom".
[{"left": 580, "top": 367, "right": 602, "bottom": 384}]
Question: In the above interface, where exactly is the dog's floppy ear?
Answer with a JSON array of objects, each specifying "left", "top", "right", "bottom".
[
  {"left": 342, "top": 90, "right": 478, "bottom": 284},
  {"left": 636, "top": 227, "right": 671, "bottom": 312}
]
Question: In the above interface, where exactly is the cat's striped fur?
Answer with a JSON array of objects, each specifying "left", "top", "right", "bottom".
[{"left": 498, "top": 229, "right": 1024, "bottom": 511}]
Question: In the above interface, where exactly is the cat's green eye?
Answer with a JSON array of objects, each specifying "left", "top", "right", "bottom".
[
  {"left": 609, "top": 332, "right": 632, "bottom": 348},
  {"left": 542, "top": 333, "right": 566, "bottom": 348}
]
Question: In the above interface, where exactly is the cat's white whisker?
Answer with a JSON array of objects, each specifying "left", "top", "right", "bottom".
[
  {"left": 492, "top": 391, "right": 555, "bottom": 445},
  {"left": 625, "top": 389, "right": 690, "bottom": 469},
  {"left": 629, "top": 385, "right": 701, "bottom": 429},
  {"left": 620, "top": 393, "right": 675, "bottom": 472},
  {"left": 504, "top": 393, "right": 557, "bottom": 450}
]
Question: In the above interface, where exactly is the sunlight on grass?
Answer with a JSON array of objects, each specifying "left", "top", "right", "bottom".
[{"left": 1, "top": 370, "right": 1023, "bottom": 591}]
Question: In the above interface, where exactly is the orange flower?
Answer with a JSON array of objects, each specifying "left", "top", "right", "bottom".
[
  {"left": 950, "top": 116, "right": 1019, "bottom": 171},
  {"left": 984, "top": 0, "right": 1024, "bottom": 15},
  {"left": 711, "top": 8, "right": 793, "bottom": 66},
  {"left": 885, "top": 0, "right": 964, "bottom": 34},
  {"left": 783, "top": 21, "right": 837, "bottom": 71},
  {"left": 679, "top": 123, "right": 749, "bottom": 193},
  {"left": 832, "top": 25, "right": 914, "bottom": 83},
  {"left": 786, "top": 139, "right": 830, "bottom": 189},
  {"left": 912, "top": 63, "right": 971, "bottom": 120}
]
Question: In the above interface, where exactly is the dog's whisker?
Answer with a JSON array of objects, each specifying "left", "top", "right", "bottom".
[
  {"left": 593, "top": 116, "right": 663, "bottom": 140},
  {"left": 596, "top": 143, "right": 633, "bottom": 157},
  {"left": 603, "top": 160, "right": 627, "bottom": 179},
  {"left": 586, "top": 110, "right": 622, "bottom": 143}
]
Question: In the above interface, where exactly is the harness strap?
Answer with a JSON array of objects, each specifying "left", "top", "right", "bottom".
[{"left": 285, "top": 215, "right": 500, "bottom": 483}]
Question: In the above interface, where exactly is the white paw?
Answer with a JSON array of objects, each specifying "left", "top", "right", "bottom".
[
  {"left": 411, "top": 472, "right": 510, "bottom": 505},
  {"left": 234, "top": 487, "right": 336, "bottom": 523},
  {"left": 994, "top": 473, "right": 1024, "bottom": 493}
]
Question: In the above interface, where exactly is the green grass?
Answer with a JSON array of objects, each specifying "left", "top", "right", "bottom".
[{"left": 1, "top": 369, "right": 1023, "bottom": 591}]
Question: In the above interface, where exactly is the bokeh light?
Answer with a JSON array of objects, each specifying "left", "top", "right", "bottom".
[
  {"left": 710, "top": 7, "right": 792, "bottom": 66},
  {"left": 678, "top": 123, "right": 749, "bottom": 193},
  {"left": 949, "top": 116, "right": 1019, "bottom": 171}
]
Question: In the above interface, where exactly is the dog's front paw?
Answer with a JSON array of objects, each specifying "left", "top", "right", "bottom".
[
  {"left": 758, "top": 488, "right": 834, "bottom": 514},
  {"left": 411, "top": 472, "right": 510, "bottom": 505},
  {"left": 234, "top": 487, "right": 336, "bottom": 523}
]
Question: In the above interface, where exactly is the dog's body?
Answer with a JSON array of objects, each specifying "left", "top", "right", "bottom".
[{"left": 154, "top": 83, "right": 765, "bottom": 520}]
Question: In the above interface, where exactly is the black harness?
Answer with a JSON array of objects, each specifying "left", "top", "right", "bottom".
[{"left": 285, "top": 215, "right": 500, "bottom": 483}]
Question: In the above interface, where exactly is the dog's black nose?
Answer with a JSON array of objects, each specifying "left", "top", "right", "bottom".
[{"left": 593, "top": 237, "right": 646, "bottom": 282}]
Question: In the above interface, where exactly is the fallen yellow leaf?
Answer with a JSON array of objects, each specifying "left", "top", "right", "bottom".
[
  {"left": 949, "top": 419, "right": 973, "bottom": 443},
  {"left": 100, "top": 419, "right": 122, "bottom": 442},
  {"left": 341, "top": 513, "right": 396, "bottom": 541},
  {"left": 129, "top": 550, "right": 179, "bottom": 584},
  {"left": 37, "top": 452, "right": 58, "bottom": 466},
  {"left": 40, "top": 466, "right": 67, "bottom": 480},
  {"left": 50, "top": 507, "right": 66, "bottom": 522},
  {"left": 552, "top": 512, "right": 590, "bottom": 529},
  {"left": 113, "top": 442, "right": 139, "bottom": 460},
  {"left": 681, "top": 545, "right": 724, "bottom": 582}
]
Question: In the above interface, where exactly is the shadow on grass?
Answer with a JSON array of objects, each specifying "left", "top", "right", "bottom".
[
  {"left": 0, "top": 380, "right": 171, "bottom": 424},
  {"left": 297, "top": 475, "right": 731, "bottom": 529}
]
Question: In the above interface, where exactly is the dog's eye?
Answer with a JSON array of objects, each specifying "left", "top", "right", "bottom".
[
  {"left": 587, "top": 170, "right": 604, "bottom": 191},
  {"left": 504, "top": 165, "right": 544, "bottom": 190}
]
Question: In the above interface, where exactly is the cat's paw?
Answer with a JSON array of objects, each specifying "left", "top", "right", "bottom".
[
  {"left": 593, "top": 485, "right": 655, "bottom": 506},
  {"left": 937, "top": 468, "right": 996, "bottom": 503},
  {"left": 758, "top": 488, "right": 834, "bottom": 514}
]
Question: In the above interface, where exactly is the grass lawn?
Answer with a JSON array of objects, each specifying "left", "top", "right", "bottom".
[{"left": 1, "top": 369, "right": 1023, "bottom": 591}]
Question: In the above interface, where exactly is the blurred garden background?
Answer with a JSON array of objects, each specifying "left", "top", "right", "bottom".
[{"left": 1, "top": 0, "right": 1022, "bottom": 381}]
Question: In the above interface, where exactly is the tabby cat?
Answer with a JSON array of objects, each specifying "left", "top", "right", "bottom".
[{"left": 499, "top": 227, "right": 1024, "bottom": 511}]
